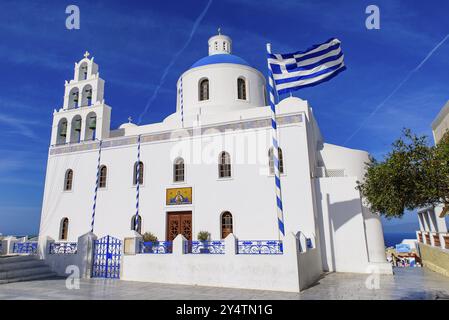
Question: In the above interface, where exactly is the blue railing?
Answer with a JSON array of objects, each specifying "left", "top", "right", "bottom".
[
  {"left": 49, "top": 242, "right": 78, "bottom": 254},
  {"left": 140, "top": 241, "right": 173, "bottom": 254},
  {"left": 185, "top": 241, "right": 225, "bottom": 254},
  {"left": 0, "top": 241, "right": 3, "bottom": 254},
  {"left": 237, "top": 240, "right": 283, "bottom": 254},
  {"left": 13, "top": 242, "right": 38, "bottom": 255}
]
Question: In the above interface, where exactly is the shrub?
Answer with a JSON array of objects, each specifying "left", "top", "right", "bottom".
[
  {"left": 142, "top": 232, "right": 158, "bottom": 242},
  {"left": 197, "top": 231, "right": 210, "bottom": 241}
]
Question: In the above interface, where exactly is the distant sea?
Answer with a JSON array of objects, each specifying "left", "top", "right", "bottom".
[{"left": 384, "top": 232, "right": 417, "bottom": 247}]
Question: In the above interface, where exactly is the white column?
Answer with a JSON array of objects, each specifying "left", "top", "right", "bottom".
[
  {"left": 173, "top": 234, "right": 186, "bottom": 256},
  {"left": 77, "top": 232, "right": 97, "bottom": 278}
]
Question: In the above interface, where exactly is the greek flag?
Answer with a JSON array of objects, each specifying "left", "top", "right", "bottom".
[{"left": 268, "top": 38, "right": 346, "bottom": 95}]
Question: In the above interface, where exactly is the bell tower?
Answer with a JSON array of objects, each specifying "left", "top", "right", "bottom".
[
  {"left": 63, "top": 51, "right": 104, "bottom": 110},
  {"left": 208, "top": 28, "right": 232, "bottom": 55},
  {"left": 50, "top": 52, "right": 111, "bottom": 146}
]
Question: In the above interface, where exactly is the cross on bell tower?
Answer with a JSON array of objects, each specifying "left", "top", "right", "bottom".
[{"left": 84, "top": 51, "right": 90, "bottom": 59}]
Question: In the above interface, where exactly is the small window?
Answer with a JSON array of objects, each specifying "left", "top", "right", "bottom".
[
  {"left": 173, "top": 158, "right": 185, "bottom": 182},
  {"left": 131, "top": 215, "right": 142, "bottom": 234},
  {"left": 269, "top": 147, "right": 284, "bottom": 175},
  {"left": 221, "top": 212, "right": 233, "bottom": 239},
  {"left": 199, "top": 79, "right": 209, "bottom": 101},
  {"left": 64, "top": 169, "right": 73, "bottom": 191},
  {"left": 237, "top": 78, "right": 246, "bottom": 100},
  {"left": 99, "top": 165, "right": 107, "bottom": 188},
  {"left": 60, "top": 218, "right": 69, "bottom": 240},
  {"left": 133, "top": 161, "right": 144, "bottom": 185},
  {"left": 218, "top": 152, "right": 231, "bottom": 178}
]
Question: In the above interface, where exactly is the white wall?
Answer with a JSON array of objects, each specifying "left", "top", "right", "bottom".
[
  {"left": 121, "top": 233, "right": 322, "bottom": 293},
  {"left": 40, "top": 112, "right": 316, "bottom": 244},
  {"left": 315, "top": 177, "right": 371, "bottom": 273},
  {"left": 178, "top": 64, "right": 266, "bottom": 115},
  {"left": 320, "top": 143, "right": 387, "bottom": 264}
]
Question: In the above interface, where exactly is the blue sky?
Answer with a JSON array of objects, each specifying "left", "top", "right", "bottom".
[{"left": 1, "top": 0, "right": 449, "bottom": 235}]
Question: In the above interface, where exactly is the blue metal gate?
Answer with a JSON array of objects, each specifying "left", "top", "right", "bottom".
[{"left": 91, "top": 235, "right": 122, "bottom": 279}]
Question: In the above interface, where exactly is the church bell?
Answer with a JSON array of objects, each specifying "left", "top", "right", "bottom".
[
  {"left": 88, "top": 116, "right": 96, "bottom": 130},
  {"left": 74, "top": 118, "right": 82, "bottom": 131},
  {"left": 60, "top": 121, "right": 67, "bottom": 137}
]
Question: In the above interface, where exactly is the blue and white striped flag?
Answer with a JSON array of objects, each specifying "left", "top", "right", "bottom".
[{"left": 268, "top": 38, "right": 346, "bottom": 95}]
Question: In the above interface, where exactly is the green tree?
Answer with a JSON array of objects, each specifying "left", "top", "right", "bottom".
[{"left": 358, "top": 129, "right": 449, "bottom": 218}]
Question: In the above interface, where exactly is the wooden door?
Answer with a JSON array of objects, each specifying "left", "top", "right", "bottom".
[{"left": 167, "top": 212, "right": 192, "bottom": 241}]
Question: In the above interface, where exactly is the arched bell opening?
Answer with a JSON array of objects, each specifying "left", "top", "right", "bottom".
[
  {"left": 81, "top": 84, "right": 93, "bottom": 107},
  {"left": 56, "top": 118, "right": 68, "bottom": 145},
  {"left": 70, "top": 115, "right": 82, "bottom": 143},
  {"left": 78, "top": 62, "right": 88, "bottom": 81},
  {"left": 85, "top": 112, "right": 97, "bottom": 141},
  {"left": 68, "top": 87, "right": 80, "bottom": 109}
]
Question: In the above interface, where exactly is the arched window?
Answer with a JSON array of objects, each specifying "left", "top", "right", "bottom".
[
  {"left": 133, "top": 161, "right": 144, "bottom": 185},
  {"left": 199, "top": 79, "right": 209, "bottom": 101},
  {"left": 99, "top": 165, "right": 107, "bottom": 188},
  {"left": 221, "top": 212, "right": 233, "bottom": 239},
  {"left": 237, "top": 78, "right": 247, "bottom": 100},
  {"left": 269, "top": 147, "right": 284, "bottom": 175},
  {"left": 218, "top": 151, "right": 231, "bottom": 178},
  {"left": 173, "top": 157, "right": 185, "bottom": 182},
  {"left": 64, "top": 169, "right": 73, "bottom": 191},
  {"left": 131, "top": 215, "right": 142, "bottom": 234},
  {"left": 60, "top": 218, "right": 69, "bottom": 240}
]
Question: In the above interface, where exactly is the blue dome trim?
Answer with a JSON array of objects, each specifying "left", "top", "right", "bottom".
[{"left": 190, "top": 54, "right": 251, "bottom": 69}]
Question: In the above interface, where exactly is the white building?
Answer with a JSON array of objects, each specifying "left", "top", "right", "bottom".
[
  {"left": 37, "top": 32, "right": 391, "bottom": 292},
  {"left": 416, "top": 101, "right": 449, "bottom": 252}
]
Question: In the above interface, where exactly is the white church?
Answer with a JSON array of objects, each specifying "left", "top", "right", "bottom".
[{"left": 37, "top": 32, "right": 392, "bottom": 292}]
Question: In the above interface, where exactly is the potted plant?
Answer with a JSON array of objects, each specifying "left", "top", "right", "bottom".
[
  {"left": 197, "top": 231, "right": 211, "bottom": 253},
  {"left": 142, "top": 232, "right": 158, "bottom": 253}
]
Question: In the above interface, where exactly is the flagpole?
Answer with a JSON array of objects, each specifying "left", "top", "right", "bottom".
[
  {"left": 266, "top": 43, "right": 285, "bottom": 241},
  {"left": 180, "top": 78, "right": 184, "bottom": 128},
  {"left": 90, "top": 139, "right": 102, "bottom": 233},
  {"left": 134, "top": 135, "right": 141, "bottom": 233}
]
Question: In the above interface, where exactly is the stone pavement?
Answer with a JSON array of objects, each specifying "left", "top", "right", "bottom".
[{"left": 0, "top": 268, "right": 449, "bottom": 300}]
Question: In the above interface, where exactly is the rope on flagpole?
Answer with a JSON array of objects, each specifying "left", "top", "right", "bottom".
[
  {"left": 134, "top": 135, "right": 141, "bottom": 233},
  {"left": 180, "top": 78, "right": 184, "bottom": 128},
  {"left": 90, "top": 140, "right": 102, "bottom": 233},
  {"left": 267, "top": 43, "right": 285, "bottom": 238}
]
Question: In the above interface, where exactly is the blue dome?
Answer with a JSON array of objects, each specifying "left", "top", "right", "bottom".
[{"left": 190, "top": 54, "right": 251, "bottom": 69}]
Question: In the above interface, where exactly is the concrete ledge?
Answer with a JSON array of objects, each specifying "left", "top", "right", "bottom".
[{"left": 419, "top": 243, "right": 449, "bottom": 278}]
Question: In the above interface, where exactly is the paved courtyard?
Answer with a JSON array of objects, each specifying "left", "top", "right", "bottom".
[{"left": 1, "top": 268, "right": 449, "bottom": 300}]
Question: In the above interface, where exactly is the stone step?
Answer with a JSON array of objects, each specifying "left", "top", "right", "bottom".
[
  {"left": 0, "top": 271, "right": 58, "bottom": 285},
  {"left": 0, "top": 259, "right": 45, "bottom": 272},
  {"left": 0, "top": 265, "right": 53, "bottom": 280},
  {"left": 0, "top": 255, "right": 38, "bottom": 265}
]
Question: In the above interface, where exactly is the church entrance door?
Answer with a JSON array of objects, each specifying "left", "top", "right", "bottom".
[{"left": 167, "top": 211, "right": 192, "bottom": 241}]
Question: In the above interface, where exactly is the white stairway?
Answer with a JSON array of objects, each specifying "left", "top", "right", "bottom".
[{"left": 0, "top": 255, "right": 58, "bottom": 284}]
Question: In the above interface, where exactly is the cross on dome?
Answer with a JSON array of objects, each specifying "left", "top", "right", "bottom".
[{"left": 128, "top": 116, "right": 133, "bottom": 123}]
